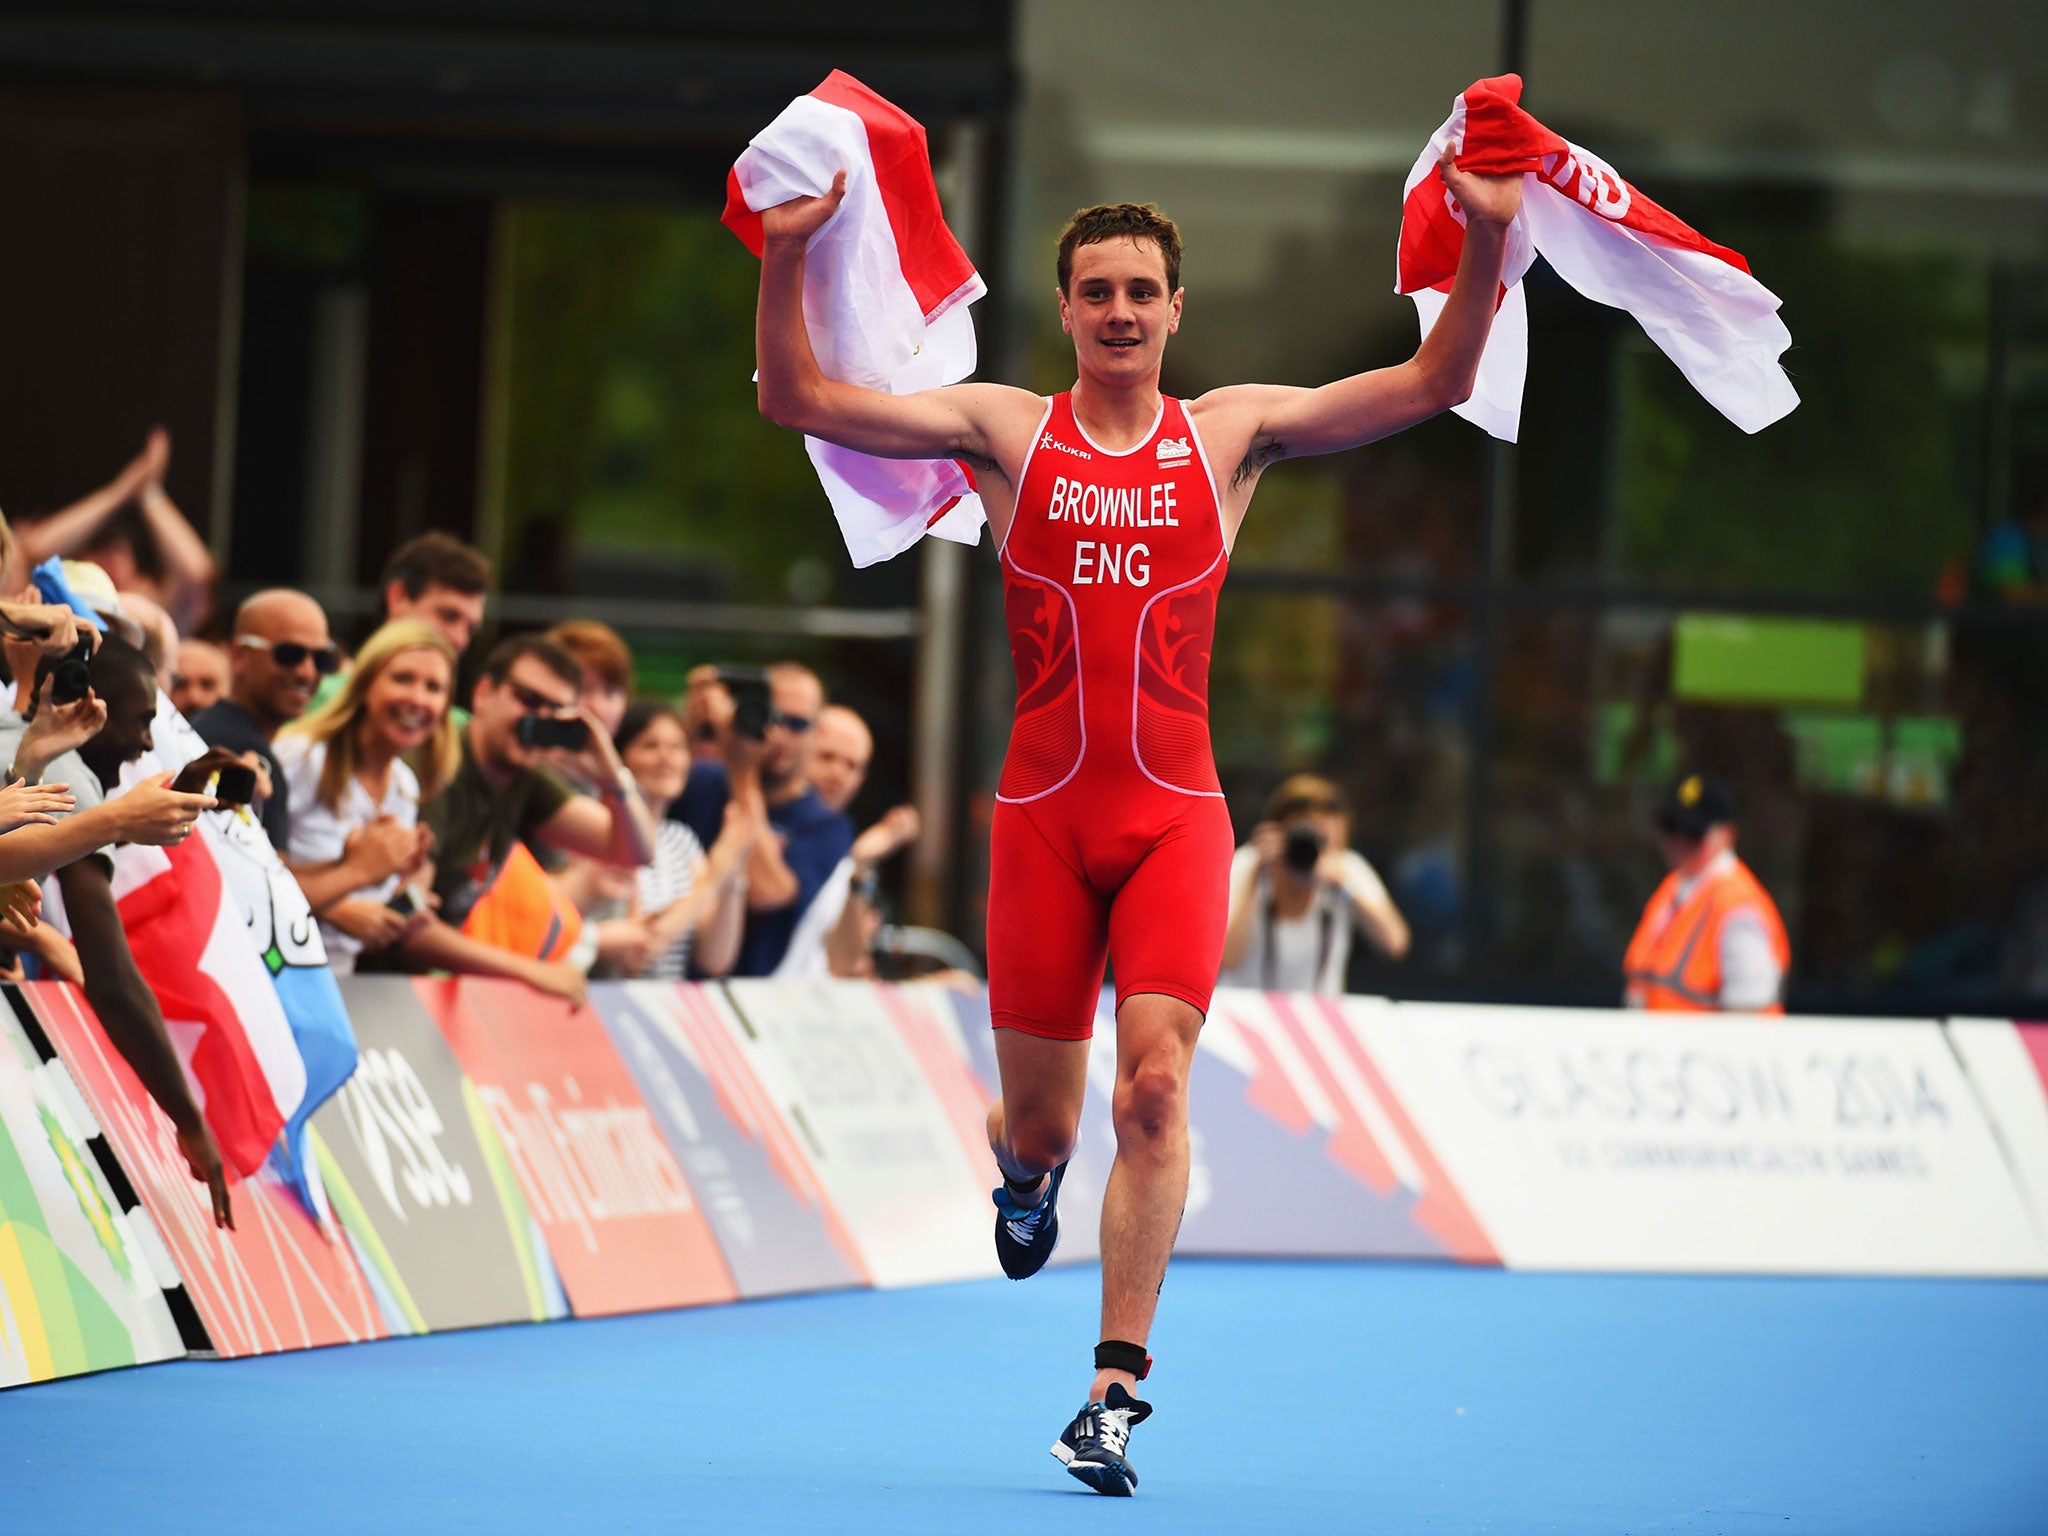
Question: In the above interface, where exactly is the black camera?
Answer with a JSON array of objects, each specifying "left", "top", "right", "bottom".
[
  {"left": 516, "top": 714, "right": 590, "bottom": 751},
  {"left": 719, "top": 666, "right": 773, "bottom": 742},
  {"left": 42, "top": 636, "right": 95, "bottom": 706},
  {"left": 1282, "top": 822, "right": 1326, "bottom": 876}
]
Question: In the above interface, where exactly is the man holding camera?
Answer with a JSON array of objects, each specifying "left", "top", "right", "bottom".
[
  {"left": 1218, "top": 775, "right": 1410, "bottom": 995},
  {"left": 192, "top": 588, "right": 341, "bottom": 850},
  {"left": 399, "top": 634, "right": 654, "bottom": 999},
  {"left": 668, "top": 662, "right": 853, "bottom": 977}
]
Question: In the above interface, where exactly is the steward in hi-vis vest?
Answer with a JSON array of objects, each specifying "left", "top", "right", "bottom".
[{"left": 1623, "top": 774, "right": 1789, "bottom": 1014}]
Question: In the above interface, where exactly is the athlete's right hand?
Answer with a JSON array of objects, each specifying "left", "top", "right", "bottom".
[{"left": 760, "top": 170, "right": 848, "bottom": 245}]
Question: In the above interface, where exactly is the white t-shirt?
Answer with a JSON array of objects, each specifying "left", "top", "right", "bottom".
[
  {"left": 773, "top": 855, "right": 855, "bottom": 980},
  {"left": 1216, "top": 845, "right": 1392, "bottom": 995},
  {"left": 274, "top": 734, "right": 419, "bottom": 974}
]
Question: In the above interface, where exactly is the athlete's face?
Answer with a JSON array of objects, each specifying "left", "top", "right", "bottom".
[{"left": 1059, "top": 237, "right": 1182, "bottom": 386}]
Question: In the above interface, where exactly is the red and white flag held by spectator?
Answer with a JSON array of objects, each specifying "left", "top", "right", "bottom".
[
  {"left": 110, "top": 818, "right": 307, "bottom": 1179},
  {"left": 1398, "top": 74, "right": 1798, "bottom": 442},
  {"left": 724, "top": 70, "right": 988, "bottom": 568}
]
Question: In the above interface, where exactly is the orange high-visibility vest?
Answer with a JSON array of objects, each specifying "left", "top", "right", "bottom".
[
  {"left": 459, "top": 840, "right": 583, "bottom": 964},
  {"left": 1623, "top": 855, "right": 1789, "bottom": 1013}
]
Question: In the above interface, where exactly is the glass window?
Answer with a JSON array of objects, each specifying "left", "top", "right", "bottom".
[{"left": 499, "top": 199, "right": 916, "bottom": 615}]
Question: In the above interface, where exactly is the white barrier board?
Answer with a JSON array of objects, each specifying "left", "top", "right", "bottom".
[
  {"left": 1354, "top": 1003, "right": 2048, "bottom": 1275},
  {"left": 720, "top": 981, "right": 996, "bottom": 1287},
  {"left": 1945, "top": 1019, "right": 2048, "bottom": 1246}
]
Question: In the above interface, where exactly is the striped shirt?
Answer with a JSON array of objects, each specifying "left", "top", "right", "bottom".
[{"left": 638, "top": 820, "right": 705, "bottom": 980}]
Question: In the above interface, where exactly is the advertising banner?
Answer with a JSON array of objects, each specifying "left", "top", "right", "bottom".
[
  {"left": 0, "top": 997, "right": 185, "bottom": 1388},
  {"left": 942, "top": 986, "right": 1112, "bottom": 1268},
  {"left": 24, "top": 983, "right": 386, "bottom": 1358},
  {"left": 428, "top": 978, "right": 737, "bottom": 1317},
  {"left": 1945, "top": 1019, "right": 2048, "bottom": 1242},
  {"left": 318, "top": 978, "right": 563, "bottom": 1333},
  {"left": 1185, "top": 991, "right": 1496, "bottom": 1261},
  {"left": 941, "top": 988, "right": 1494, "bottom": 1265},
  {"left": 590, "top": 983, "right": 867, "bottom": 1298},
  {"left": 1363, "top": 1003, "right": 2048, "bottom": 1274},
  {"left": 722, "top": 980, "right": 995, "bottom": 1286}
]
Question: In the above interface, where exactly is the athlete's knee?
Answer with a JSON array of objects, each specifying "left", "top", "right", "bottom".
[
  {"left": 1113, "top": 1056, "right": 1188, "bottom": 1145},
  {"left": 1001, "top": 1106, "right": 1079, "bottom": 1175}
]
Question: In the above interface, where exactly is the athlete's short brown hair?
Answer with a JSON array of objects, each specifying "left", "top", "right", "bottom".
[{"left": 1056, "top": 203, "right": 1182, "bottom": 294}]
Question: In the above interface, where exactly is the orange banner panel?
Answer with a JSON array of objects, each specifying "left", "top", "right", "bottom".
[{"left": 424, "top": 978, "right": 738, "bottom": 1316}]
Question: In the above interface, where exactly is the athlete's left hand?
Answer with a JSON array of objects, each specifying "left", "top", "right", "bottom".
[
  {"left": 1439, "top": 146, "right": 1522, "bottom": 227},
  {"left": 761, "top": 170, "right": 848, "bottom": 246}
]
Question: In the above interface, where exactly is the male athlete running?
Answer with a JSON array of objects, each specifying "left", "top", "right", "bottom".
[{"left": 755, "top": 148, "right": 1520, "bottom": 1495}]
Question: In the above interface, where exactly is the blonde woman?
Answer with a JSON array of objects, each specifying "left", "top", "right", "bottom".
[{"left": 275, "top": 620, "right": 456, "bottom": 972}]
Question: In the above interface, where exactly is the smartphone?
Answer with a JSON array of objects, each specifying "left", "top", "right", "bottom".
[
  {"left": 516, "top": 715, "right": 589, "bottom": 751},
  {"left": 386, "top": 883, "right": 428, "bottom": 918},
  {"left": 209, "top": 764, "right": 258, "bottom": 807}
]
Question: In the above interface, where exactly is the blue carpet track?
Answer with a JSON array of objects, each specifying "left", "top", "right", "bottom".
[{"left": 6, "top": 1260, "right": 2045, "bottom": 1534}]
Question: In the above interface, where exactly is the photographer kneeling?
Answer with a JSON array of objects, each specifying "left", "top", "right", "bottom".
[{"left": 1218, "top": 774, "right": 1410, "bottom": 996}]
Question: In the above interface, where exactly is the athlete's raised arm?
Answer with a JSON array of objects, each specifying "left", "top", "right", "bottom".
[
  {"left": 1193, "top": 150, "right": 1523, "bottom": 499},
  {"left": 755, "top": 172, "right": 1036, "bottom": 473}
]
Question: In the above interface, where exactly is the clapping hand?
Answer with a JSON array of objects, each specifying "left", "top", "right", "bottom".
[
  {"left": 344, "top": 816, "right": 426, "bottom": 885},
  {"left": 596, "top": 890, "right": 663, "bottom": 976},
  {"left": 851, "top": 804, "right": 921, "bottom": 873}
]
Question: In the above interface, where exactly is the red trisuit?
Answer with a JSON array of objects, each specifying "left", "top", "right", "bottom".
[{"left": 987, "top": 393, "right": 1235, "bottom": 1040}]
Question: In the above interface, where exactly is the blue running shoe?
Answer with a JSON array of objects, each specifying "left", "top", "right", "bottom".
[
  {"left": 1051, "top": 1382, "right": 1153, "bottom": 1496},
  {"left": 992, "top": 1160, "right": 1067, "bottom": 1280}
]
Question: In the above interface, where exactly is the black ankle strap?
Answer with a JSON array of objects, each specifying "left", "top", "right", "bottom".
[{"left": 1094, "top": 1339, "right": 1151, "bottom": 1380}]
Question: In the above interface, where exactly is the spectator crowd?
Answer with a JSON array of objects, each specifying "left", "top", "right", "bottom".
[{"left": 0, "top": 431, "right": 937, "bottom": 1219}]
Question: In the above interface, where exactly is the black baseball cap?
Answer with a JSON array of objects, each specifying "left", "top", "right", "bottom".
[{"left": 1655, "top": 773, "right": 1735, "bottom": 839}]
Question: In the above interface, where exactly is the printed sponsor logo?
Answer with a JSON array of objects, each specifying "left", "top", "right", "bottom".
[
  {"left": 1537, "top": 142, "right": 1632, "bottom": 221},
  {"left": 1042, "top": 432, "right": 1092, "bottom": 460}
]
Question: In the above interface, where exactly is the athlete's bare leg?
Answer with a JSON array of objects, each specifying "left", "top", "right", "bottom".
[
  {"left": 986, "top": 1026, "right": 1090, "bottom": 1193},
  {"left": 1092, "top": 990, "right": 1201, "bottom": 1401}
]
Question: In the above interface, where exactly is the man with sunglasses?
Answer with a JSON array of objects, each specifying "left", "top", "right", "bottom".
[
  {"left": 669, "top": 661, "right": 853, "bottom": 977},
  {"left": 191, "top": 588, "right": 341, "bottom": 850},
  {"left": 399, "top": 634, "right": 656, "bottom": 1002},
  {"left": 736, "top": 663, "right": 854, "bottom": 975}
]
